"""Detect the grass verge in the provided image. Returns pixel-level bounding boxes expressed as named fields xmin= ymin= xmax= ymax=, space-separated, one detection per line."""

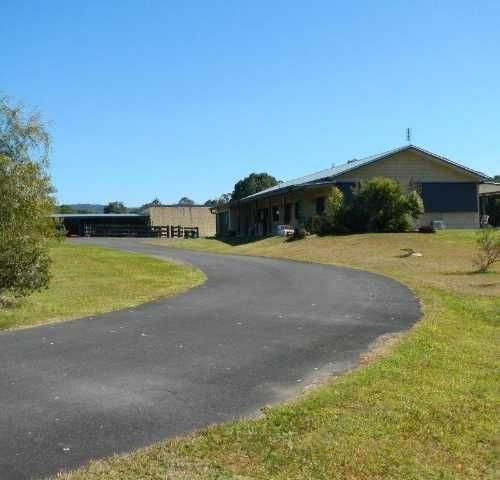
xmin=56 ymin=231 xmax=499 ymax=479
xmin=0 ymin=241 xmax=205 ymax=331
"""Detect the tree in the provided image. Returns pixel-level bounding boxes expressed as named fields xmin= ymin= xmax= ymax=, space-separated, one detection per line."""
xmin=473 ymin=227 xmax=500 ymax=272
xmin=132 ymin=198 xmax=163 ymax=212
xmin=204 ymin=193 xmax=231 ymax=209
xmin=231 ymin=173 xmax=279 ymax=201
xmin=56 ymin=204 xmax=77 ymax=214
xmin=0 ymin=97 xmax=56 ymax=301
xmin=54 ymin=204 xmax=89 ymax=214
xmin=147 ymin=197 xmax=162 ymax=207
xmin=178 ymin=197 xmax=195 ymax=206
xmin=346 ymin=178 xmax=424 ymax=232
xmin=104 ymin=201 xmax=127 ymax=213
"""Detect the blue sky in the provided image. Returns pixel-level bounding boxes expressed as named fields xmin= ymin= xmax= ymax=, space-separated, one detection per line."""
xmin=2 ymin=1 xmax=499 ymax=206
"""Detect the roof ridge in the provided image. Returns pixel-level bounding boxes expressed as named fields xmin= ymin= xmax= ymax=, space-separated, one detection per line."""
xmin=238 ymin=144 xmax=490 ymax=202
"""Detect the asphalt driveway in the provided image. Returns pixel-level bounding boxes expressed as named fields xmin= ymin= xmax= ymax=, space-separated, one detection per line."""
xmin=0 ymin=238 xmax=420 ymax=479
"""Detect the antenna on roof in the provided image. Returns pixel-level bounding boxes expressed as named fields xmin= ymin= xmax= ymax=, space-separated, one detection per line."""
xmin=406 ymin=127 xmax=412 ymax=144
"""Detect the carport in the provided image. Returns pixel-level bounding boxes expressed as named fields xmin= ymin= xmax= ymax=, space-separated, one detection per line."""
xmin=52 ymin=213 xmax=150 ymax=236
xmin=479 ymin=182 xmax=500 ymax=226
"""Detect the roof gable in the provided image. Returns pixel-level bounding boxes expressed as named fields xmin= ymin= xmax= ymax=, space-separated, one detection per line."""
xmin=239 ymin=145 xmax=491 ymax=202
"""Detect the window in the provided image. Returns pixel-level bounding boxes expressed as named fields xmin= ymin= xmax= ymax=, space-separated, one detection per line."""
xmin=315 ymin=197 xmax=325 ymax=215
xmin=284 ymin=203 xmax=292 ymax=223
xmin=420 ymin=182 xmax=478 ymax=212
xmin=294 ymin=202 xmax=301 ymax=220
xmin=272 ymin=205 xmax=280 ymax=222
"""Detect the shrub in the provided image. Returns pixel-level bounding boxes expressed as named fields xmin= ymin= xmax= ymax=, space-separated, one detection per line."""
xmin=325 ymin=186 xmax=347 ymax=232
xmin=310 ymin=187 xmax=347 ymax=236
xmin=473 ymin=227 xmax=500 ymax=272
xmin=407 ymin=190 xmax=425 ymax=219
xmin=345 ymin=178 xmax=424 ymax=233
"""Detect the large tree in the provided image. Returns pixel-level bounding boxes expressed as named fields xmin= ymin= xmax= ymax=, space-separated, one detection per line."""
xmin=0 ymin=97 xmax=56 ymax=301
xmin=231 ymin=172 xmax=279 ymax=201
xmin=204 ymin=193 xmax=231 ymax=209
xmin=104 ymin=201 xmax=128 ymax=213
xmin=178 ymin=196 xmax=195 ymax=206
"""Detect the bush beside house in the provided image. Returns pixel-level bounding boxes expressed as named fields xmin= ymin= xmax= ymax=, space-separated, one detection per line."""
xmin=310 ymin=177 xmax=425 ymax=235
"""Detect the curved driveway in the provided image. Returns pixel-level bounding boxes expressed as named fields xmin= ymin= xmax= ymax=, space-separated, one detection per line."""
xmin=0 ymin=238 xmax=420 ymax=479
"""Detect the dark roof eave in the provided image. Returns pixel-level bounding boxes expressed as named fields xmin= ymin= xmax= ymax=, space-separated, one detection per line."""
xmin=230 ymin=180 xmax=340 ymax=205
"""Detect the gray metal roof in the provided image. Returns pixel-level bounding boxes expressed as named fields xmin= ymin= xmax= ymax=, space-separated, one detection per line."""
xmin=51 ymin=214 xmax=147 ymax=218
xmin=239 ymin=145 xmax=491 ymax=202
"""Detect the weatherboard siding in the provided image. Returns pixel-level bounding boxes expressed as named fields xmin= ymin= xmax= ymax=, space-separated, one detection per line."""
xmin=335 ymin=149 xmax=477 ymax=187
xmin=417 ymin=212 xmax=480 ymax=229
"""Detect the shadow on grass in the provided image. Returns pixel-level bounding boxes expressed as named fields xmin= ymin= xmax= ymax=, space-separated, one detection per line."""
xmin=206 ymin=235 xmax=274 ymax=247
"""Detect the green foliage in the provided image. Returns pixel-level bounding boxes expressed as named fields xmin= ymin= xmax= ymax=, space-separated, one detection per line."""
xmin=325 ymin=186 xmax=344 ymax=218
xmin=103 ymin=201 xmax=127 ymax=213
xmin=204 ymin=193 xmax=231 ymax=209
xmin=231 ymin=172 xmax=279 ymax=201
xmin=140 ymin=197 xmax=163 ymax=209
xmin=178 ymin=196 xmax=195 ymax=206
xmin=0 ymin=97 xmax=56 ymax=300
xmin=406 ymin=189 xmax=425 ymax=218
xmin=310 ymin=187 xmax=346 ymax=235
xmin=56 ymin=204 xmax=77 ymax=213
xmin=346 ymin=178 xmax=424 ymax=232
xmin=473 ymin=227 xmax=500 ymax=272
xmin=129 ymin=198 xmax=164 ymax=213
xmin=55 ymin=204 xmax=90 ymax=214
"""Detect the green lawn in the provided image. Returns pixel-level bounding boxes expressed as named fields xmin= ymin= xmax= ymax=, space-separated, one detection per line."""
xmin=0 ymin=241 xmax=205 ymax=331
xmin=57 ymin=231 xmax=499 ymax=479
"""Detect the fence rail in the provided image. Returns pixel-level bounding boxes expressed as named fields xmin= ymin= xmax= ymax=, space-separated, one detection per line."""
xmin=82 ymin=224 xmax=199 ymax=238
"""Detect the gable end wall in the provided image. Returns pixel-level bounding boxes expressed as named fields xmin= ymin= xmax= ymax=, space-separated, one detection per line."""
xmin=335 ymin=150 xmax=481 ymax=228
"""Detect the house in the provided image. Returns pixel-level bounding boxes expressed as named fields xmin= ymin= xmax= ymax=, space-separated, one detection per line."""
xmin=54 ymin=205 xmax=215 ymax=237
xmin=221 ymin=145 xmax=491 ymax=236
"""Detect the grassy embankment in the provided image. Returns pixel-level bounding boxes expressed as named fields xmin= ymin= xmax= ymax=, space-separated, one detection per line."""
xmin=0 ymin=241 xmax=205 ymax=331
xmin=57 ymin=231 xmax=499 ymax=479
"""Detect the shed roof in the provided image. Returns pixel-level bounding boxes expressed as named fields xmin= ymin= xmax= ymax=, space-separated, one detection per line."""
xmin=238 ymin=145 xmax=491 ymax=202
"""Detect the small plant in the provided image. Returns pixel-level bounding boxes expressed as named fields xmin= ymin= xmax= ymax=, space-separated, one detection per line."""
xmin=473 ymin=227 xmax=500 ymax=272
xmin=310 ymin=187 xmax=347 ymax=236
